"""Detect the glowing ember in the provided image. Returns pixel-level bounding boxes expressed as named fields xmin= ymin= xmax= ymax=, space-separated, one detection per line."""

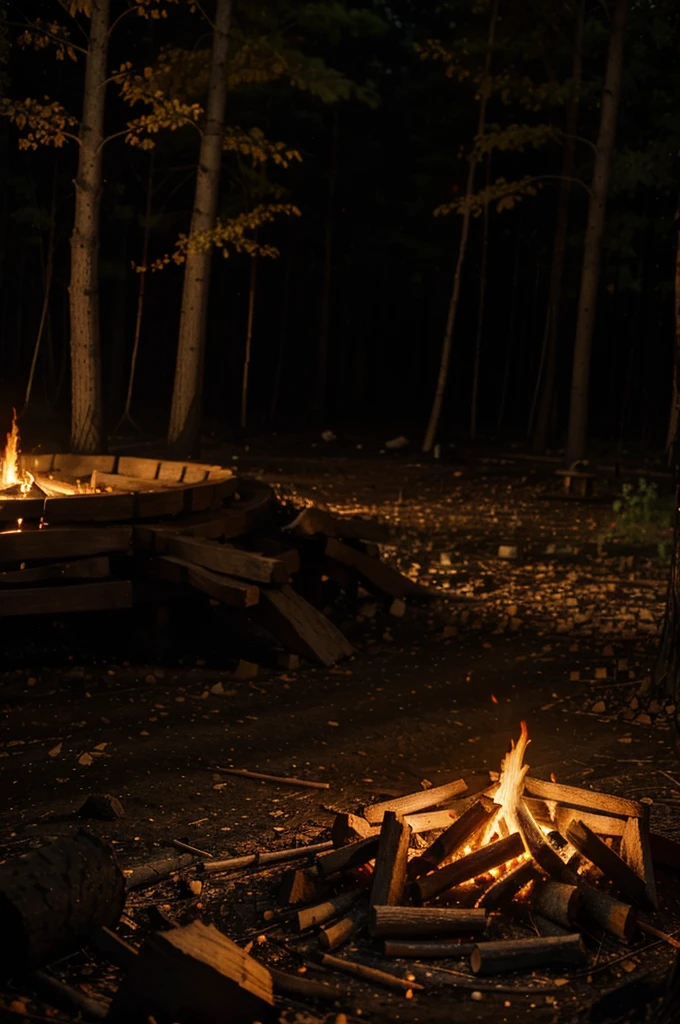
xmin=0 ymin=411 xmax=33 ymax=494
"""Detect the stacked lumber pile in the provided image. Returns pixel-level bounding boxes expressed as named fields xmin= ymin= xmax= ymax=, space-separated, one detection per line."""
xmin=0 ymin=453 xmax=430 ymax=664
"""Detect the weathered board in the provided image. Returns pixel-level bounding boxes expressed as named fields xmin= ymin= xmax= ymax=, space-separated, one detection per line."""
xmin=0 ymin=527 xmax=132 ymax=562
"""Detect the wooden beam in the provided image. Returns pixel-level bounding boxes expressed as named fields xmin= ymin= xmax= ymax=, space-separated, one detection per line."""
xmin=253 ymin=584 xmax=354 ymax=666
xmin=0 ymin=580 xmax=132 ymax=616
xmin=161 ymin=534 xmax=290 ymax=584
xmin=149 ymin=556 xmax=259 ymax=608
xmin=325 ymin=536 xmax=432 ymax=599
xmin=364 ymin=778 xmax=467 ymax=825
xmin=0 ymin=526 xmax=132 ymax=562
xmin=0 ymin=555 xmax=110 ymax=584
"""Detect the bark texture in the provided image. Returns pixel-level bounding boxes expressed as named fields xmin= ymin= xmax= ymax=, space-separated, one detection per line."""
xmin=168 ymin=0 xmax=233 ymax=456
xmin=69 ymin=0 xmax=109 ymax=453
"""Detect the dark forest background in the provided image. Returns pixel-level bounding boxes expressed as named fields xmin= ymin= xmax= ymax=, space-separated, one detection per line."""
xmin=0 ymin=0 xmax=678 ymax=453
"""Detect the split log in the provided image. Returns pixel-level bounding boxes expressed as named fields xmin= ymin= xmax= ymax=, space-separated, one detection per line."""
xmin=212 ymin=765 xmax=329 ymax=790
xmin=370 ymin=906 xmax=487 ymax=938
xmin=325 ymin=537 xmax=431 ymax=599
xmin=319 ymin=903 xmax=367 ymax=951
xmin=109 ymin=920 xmax=274 ymax=1024
xmin=470 ymin=934 xmax=586 ymax=975
xmin=318 ymin=952 xmax=424 ymax=993
xmin=578 ymin=884 xmax=637 ymax=941
xmin=477 ymin=860 xmax=538 ymax=912
xmin=296 ymin=890 xmax=363 ymax=932
xmin=253 ymin=584 xmax=354 ymax=666
xmin=410 ymin=832 xmax=525 ymax=905
xmin=369 ymin=811 xmax=410 ymax=913
xmin=364 ymin=778 xmax=467 ymax=825
xmin=554 ymin=804 xmax=627 ymax=838
xmin=516 ymin=800 xmax=577 ymax=883
xmin=524 ymin=777 xmax=642 ymax=819
xmin=407 ymin=797 xmax=499 ymax=880
xmin=566 ymin=819 xmax=651 ymax=908
xmin=532 ymin=882 xmax=581 ymax=929
xmin=125 ymin=852 xmax=196 ymax=889
xmin=278 ymin=867 xmax=328 ymax=907
xmin=269 ymin=967 xmax=348 ymax=1002
xmin=0 ymin=833 xmax=125 ymax=974
xmin=0 ymin=579 xmax=132 ymax=616
xmin=316 ymin=836 xmax=380 ymax=879
xmin=621 ymin=814 xmax=658 ymax=909
xmin=149 ymin=556 xmax=260 ymax=608
xmin=161 ymin=534 xmax=290 ymax=584
xmin=404 ymin=809 xmax=457 ymax=833
xmin=283 ymin=507 xmax=390 ymax=544
xmin=332 ymin=813 xmax=379 ymax=847
xmin=0 ymin=555 xmax=110 ymax=584
xmin=384 ymin=940 xmax=477 ymax=959
xmin=202 ymin=840 xmax=333 ymax=876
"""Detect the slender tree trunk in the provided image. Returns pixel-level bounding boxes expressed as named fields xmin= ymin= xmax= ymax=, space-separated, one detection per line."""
xmin=565 ymin=0 xmax=630 ymax=464
xmin=24 ymin=167 xmax=58 ymax=409
xmin=423 ymin=0 xmax=499 ymax=453
xmin=653 ymin=204 xmax=680 ymax=727
xmin=167 ymin=0 xmax=232 ymax=456
xmin=269 ymin=240 xmax=293 ymax=421
xmin=314 ymin=109 xmax=339 ymax=417
xmin=470 ymin=155 xmax=491 ymax=440
xmin=532 ymin=0 xmax=585 ymax=453
xmin=116 ymin=155 xmax=154 ymax=434
xmin=497 ymin=230 xmax=521 ymax=430
xmin=240 ymin=252 xmax=258 ymax=430
xmin=69 ymin=0 xmax=108 ymax=453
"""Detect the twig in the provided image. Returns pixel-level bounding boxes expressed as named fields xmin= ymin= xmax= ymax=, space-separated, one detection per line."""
xmin=658 ymin=770 xmax=680 ymax=790
xmin=200 ymin=840 xmax=333 ymax=876
xmin=638 ymin=921 xmax=680 ymax=950
xmin=408 ymin=963 xmax=569 ymax=994
xmin=212 ymin=765 xmax=330 ymax=790
xmin=318 ymin=952 xmax=424 ymax=992
xmin=172 ymin=839 xmax=212 ymax=857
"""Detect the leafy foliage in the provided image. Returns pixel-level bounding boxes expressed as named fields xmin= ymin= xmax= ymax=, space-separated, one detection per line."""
xmin=607 ymin=479 xmax=674 ymax=547
xmin=0 ymin=96 xmax=78 ymax=148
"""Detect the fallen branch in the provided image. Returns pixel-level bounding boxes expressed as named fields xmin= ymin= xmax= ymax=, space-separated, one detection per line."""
xmin=212 ymin=765 xmax=330 ymax=790
xmin=318 ymin=952 xmax=424 ymax=992
xmin=201 ymin=840 xmax=333 ymax=876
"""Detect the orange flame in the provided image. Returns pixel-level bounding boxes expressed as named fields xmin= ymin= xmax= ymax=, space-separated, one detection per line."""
xmin=0 ymin=411 xmax=33 ymax=494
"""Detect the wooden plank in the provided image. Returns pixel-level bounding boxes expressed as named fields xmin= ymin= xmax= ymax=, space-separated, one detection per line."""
xmin=44 ymin=493 xmax=136 ymax=522
xmin=284 ymin=507 xmax=390 ymax=544
xmin=117 ymin=456 xmax=161 ymax=480
xmin=160 ymin=534 xmax=289 ymax=584
xmin=0 ymin=497 xmax=46 ymax=522
xmin=150 ymin=556 xmax=259 ymax=608
xmin=254 ymin=585 xmax=354 ymax=666
xmin=0 ymin=580 xmax=132 ymax=616
xmin=135 ymin=488 xmax=186 ymax=518
xmin=0 ymin=556 xmax=110 ymax=584
xmin=0 ymin=526 xmax=131 ymax=562
xmin=325 ymin=537 xmax=432 ymax=600
xmin=157 ymin=460 xmax=187 ymax=483
xmin=182 ymin=463 xmax=212 ymax=484
xmin=52 ymin=454 xmax=116 ymax=475
xmin=365 ymin=779 xmax=468 ymax=825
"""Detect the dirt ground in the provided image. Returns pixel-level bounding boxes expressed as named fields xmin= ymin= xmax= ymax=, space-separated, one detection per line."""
xmin=1 ymin=445 xmax=678 ymax=1024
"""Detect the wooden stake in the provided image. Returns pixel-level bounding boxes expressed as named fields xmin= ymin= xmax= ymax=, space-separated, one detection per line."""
xmin=470 ymin=934 xmax=586 ymax=975
xmin=369 ymin=811 xmax=410 ymax=914
xmin=318 ymin=952 xmax=424 ymax=992
xmin=410 ymin=832 xmax=525 ymax=905
xmin=532 ymin=882 xmax=581 ymax=929
xmin=364 ymin=779 xmax=467 ymax=825
xmin=370 ymin=906 xmax=487 ymax=938
xmin=384 ymin=940 xmax=477 ymax=959
xmin=407 ymin=797 xmax=499 ymax=880
xmin=566 ymin=819 xmax=650 ymax=907
xmin=212 ymin=765 xmax=330 ymax=790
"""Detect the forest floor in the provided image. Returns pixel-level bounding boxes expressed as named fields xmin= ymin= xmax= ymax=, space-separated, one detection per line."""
xmin=0 ymin=442 xmax=678 ymax=1024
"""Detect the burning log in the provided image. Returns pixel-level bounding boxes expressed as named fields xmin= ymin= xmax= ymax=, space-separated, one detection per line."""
xmin=470 ymin=934 xmax=586 ymax=975
xmin=565 ymin=820 xmax=651 ymax=908
xmin=531 ymin=882 xmax=581 ymax=929
xmin=578 ymin=884 xmax=637 ymax=941
xmin=621 ymin=814 xmax=658 ymax=909
xmin=407 ymin=797 xmax=499 ymax=881
xmin=524 ymin=777 xmax=642 ymax=820
xmin=109 ymin=920 xmax=274 ymax=1024
xmin=384 ymin=940 xmax=477 ymax=958
xmin=369 ymin=811 xmax=411 ymax=914
xmin=477 ymin=860 xmax=538 ymax=912
xmin=332 ymin=813 xmax=379 ymax=847
xmin=317 ymin=836 xmax=380 ymax=879
xmin=410 ymin=832 xmax=525 ymax=905
xmin=364 ymin=778 xmax=467 ymax=825
xmin=319 ymin=903 xmax=367 ymax=951
xmin=318 ymin=952 xmax=424 ymax=993
xmin=370 ymin=906 xmax=487 ymax=938
xmin=296 ymin=890 xmax=363 ymax=932
xmin=0 ymin=833 xmax=125 ymax=974
xmin=516 ymin=800 xmax=577 ymax=883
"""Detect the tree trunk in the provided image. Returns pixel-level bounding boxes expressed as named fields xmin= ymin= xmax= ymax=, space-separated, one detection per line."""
xmin=422 ymin=0 xmax=499 ymax=453
xmin=470 ymin=155 xmax=491 ymax=441
xmin=532 ymin=0 xmax=585 ymax=454
xmin=654 ymin=203 xmax=680 ymax=724
xmin=497 ymin=230 xmax=521 ymax=430
xmin=269 ymin=239 xmax=293 ymax=421
xmin=69 ymin=0 xmax=109 ymax=453
xmin=240 ymin=252 xmax=258 ymax=429
xmin=565 ymin=0 xmax=630 ymax=464
xmin=167 ymin=0 xmax=232 ymax=456
xmin=314 ymin=109 xmax=339 ymax=417
xmin=24 ymin=166 xmax=57 ymax=409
